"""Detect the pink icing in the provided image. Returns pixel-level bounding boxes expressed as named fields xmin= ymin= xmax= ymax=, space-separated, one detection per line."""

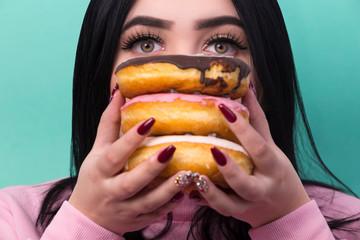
xmin=121 ymin=93 xmax=249 ymax=115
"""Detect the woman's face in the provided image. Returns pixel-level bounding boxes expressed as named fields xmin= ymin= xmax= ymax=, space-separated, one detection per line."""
xmin=110 ymin=0 xmax=253 ymax=98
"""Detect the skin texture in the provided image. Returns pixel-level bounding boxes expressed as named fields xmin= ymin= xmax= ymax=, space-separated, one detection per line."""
xmin=69 ymin=0 xmax=310 ymax=235
xmin=111 ymin=0 xmax=252 ymax=93
xmin=69 ymin=91 xmax=191 ymax=234
xmin=197 ymin=90 xmax=310 ymax=227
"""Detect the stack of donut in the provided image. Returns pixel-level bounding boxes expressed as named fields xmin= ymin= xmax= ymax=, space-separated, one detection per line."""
xmin=116 ymin=55 xmax=254 ymax=189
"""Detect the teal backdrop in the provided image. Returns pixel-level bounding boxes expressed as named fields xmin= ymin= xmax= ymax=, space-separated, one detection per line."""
xmin=1 ymin=1 xmax=359 ymax=195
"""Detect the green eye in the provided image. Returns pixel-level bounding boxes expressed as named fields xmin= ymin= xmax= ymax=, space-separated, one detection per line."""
xmin=140 ymin=41 xmax=155 ymax=52
xmin=215 ymin=43 xmax=228 ymax=54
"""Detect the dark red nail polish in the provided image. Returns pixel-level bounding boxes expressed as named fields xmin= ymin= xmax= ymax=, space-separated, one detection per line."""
xmin=189 ymin=190 xmax=202 ymax=202
xmin=137 ymin=118 xmax=155 ymax=135
xmin=219 ymin=104 xmax=237 ymax=123
xmin=109 ymin=83 xmax=119 ymax=102
xmin=158 ymin=145 xmax=176 ymax=163
xmin=171 ymin=192 xmax=184 ymax=203
xmin=211 ymin=147 xmax=227 ymax=166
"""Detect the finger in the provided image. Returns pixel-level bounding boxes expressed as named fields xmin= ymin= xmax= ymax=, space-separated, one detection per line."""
xmin=93 ymin=90 xmax=125 ymax=149
xmin=109 ymin=145 xmax=177 ymax=199
xmin=211 ymin=147 xmax=265 ymax=201
xmin=196 ymin=175 xmax=249 ymax=217
xmin=242 ymin=88 xmax=273 ymax=143
xmin=136 ymin=194 xmax=184 ymax=223
xmin=98 ymin=118 xmax=156 ymax=176
xmin=129 ymin=170 xmax=191 ymax=214
xmin=219 ymin=104 xmax=277 ymax=173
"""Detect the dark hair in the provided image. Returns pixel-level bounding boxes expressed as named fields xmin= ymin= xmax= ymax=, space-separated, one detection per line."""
xmin=37 ymin=0 xmax=359 ymax=239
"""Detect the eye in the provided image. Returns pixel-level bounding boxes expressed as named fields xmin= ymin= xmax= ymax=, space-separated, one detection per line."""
xmin=210 ymin=42 xmax=232 ymax=54
xmin=133 ymin=40 xmax=162 ymax=53
xmin=203 ymin=34 xmax=248 ymax=55
xmin=205 ymin=42 xmax=235 ymax=54
xmin=120 ymin=32 xmax=165 ymax=54
xmin=214 ymin=43 xmax=228 ymax=54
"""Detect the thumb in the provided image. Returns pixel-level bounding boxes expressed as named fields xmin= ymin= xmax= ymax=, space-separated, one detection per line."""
xmin=93 ymin=88 xmax=125 ymax=149
xmin=243 ymin=87 xmax=272 ymax=143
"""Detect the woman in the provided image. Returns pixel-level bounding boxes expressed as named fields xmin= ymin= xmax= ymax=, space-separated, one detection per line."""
xmin=0 ymin=0 xmax=359 ymax=239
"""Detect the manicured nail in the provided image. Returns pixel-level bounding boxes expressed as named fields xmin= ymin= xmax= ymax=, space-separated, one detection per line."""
xmin=219 ymin=104 xmax=237 ymax=123
xmin=192 ymin=173 xmax=209 ymax=192
xmin=137 ymin=118 xmax=155 ymax=135
xmin=211 ymin=147 xmax=227 ymax=166
xmin=189 ymin=190 xmax=202 ymax=202
xmin=158 ymin=145 xmax=176 ymax=163
xmin=109 ymin=83 xmax=119 ymax=102
xmin=249 ymin=81 xmax=257 ymax=97
xmin=171 ymin=192 xmax=184 ymax=203
xmin=175 ymin=171 xmax=193 ymax=187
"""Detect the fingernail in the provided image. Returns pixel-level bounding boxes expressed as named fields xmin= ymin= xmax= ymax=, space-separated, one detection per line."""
xmin=211 ymin=147 xmax=227 ymax=166
xmin=137 ymin=118 xmax=155 ymax=135
xmin=158 ymin=145 xmax=176 ymax=164
xmin=249 ymin=81 xmax=257 ymax=97
xmin=109 ymin=83 xmax=119 ymax=102
xmin=175 ymin=171 xmax=193 ymax=187
xmin=192 ymin=173 xmax=209 ymax=192
xmin=189 ymin=190 xmax=202 ymax=202
xmin=219 ymin=104 xmax=237 ymax=123
xmin=171 ymin=192 xmax=184 ymax=203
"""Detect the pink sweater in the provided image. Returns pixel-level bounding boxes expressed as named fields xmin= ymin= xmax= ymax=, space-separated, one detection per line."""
xmin=0 ymin=179 xmax=359 ymax=240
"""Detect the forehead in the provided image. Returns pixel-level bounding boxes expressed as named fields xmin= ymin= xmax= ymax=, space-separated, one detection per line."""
xmin=125 ymin=0 xmax=239 ymax=23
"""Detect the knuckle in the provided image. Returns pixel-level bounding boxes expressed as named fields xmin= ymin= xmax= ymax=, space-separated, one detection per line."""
xmin=141 ymin=199 xmax=159 ymax=212
xmin=122 ymin=133 xmax=142 ymax=149
xmin=224 ymin=168 xmax=239 ymax=183
xmin=104 ymin=150 xmax=119 ymax=167
xmin=87 ymin=167 xmax=100 ymax=183
xmin=233 ymin=118 xmax=249 ymax=135
xmin=205 ymin=191 xmax=219 ymax=204
xmin=119 ymin=181 xmax=137 ymax=197
xmin=142 ymin=203 xmax=154 ymax=212
xmin=252 ymin=142 xmax=269 ymax=159
xmin=272 ymin=168 xmax=287 ymax=184
xmin=100 ymin=106 xmax=120 ymax=125
xmin=244 ymin=188 xmax=262 ymax=201
xmin=239 ymin=179 xmax=262 ymax=201
xmin=145 ymin=159 xmax=162 ymax=175
xmin=122 ymin=134 xmax=136 ymax=146
xmin=98 ymin=111 xmax=107 ymax=125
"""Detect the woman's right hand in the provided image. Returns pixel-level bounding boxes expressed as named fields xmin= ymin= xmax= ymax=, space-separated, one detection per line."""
xmin=68 ymin=90 xmax=189 ymax=235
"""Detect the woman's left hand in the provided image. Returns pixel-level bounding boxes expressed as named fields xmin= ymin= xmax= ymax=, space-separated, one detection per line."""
xmin=193 ymin=89 xmax=310 ymax=228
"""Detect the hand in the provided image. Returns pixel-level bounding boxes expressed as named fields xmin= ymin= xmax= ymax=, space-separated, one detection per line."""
xmin=68 ymin=90 xmax=189 ymax=235
xmin=193 ymin=89 xmax=310 ymax=228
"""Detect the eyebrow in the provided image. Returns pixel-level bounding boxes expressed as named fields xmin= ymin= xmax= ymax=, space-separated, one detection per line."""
xmin=122 ymin=16 xmax=174 ymax=32
xmin=195 ymin=16 xmax=244 ymax=30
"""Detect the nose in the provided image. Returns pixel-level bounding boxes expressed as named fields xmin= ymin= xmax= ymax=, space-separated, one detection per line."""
xmin=164 ymin=36 xmax=199 ymax=55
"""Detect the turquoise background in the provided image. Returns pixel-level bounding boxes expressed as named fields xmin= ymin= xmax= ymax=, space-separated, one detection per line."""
xmin=0 ymin=1 xmax=359 ymax=195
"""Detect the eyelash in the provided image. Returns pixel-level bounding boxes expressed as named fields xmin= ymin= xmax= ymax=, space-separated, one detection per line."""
xmin=120 ymin=32 xmax=247 ymax=52
xmin=204 ymin=33 xmax=248 ymax=51
xmin=120 ymin=31 xmax=164 ymax=50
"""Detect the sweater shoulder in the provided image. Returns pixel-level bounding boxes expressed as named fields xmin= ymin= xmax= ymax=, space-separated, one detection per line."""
xmin=304 ymin=185 xmax=360 ymax=218
xmin=305 ymin=185 xmax=360 ymax=239
xmin=0 ymin=178 xmax=66 ymax=224
xmin=1 ymin=179 xmax=63 ymax=203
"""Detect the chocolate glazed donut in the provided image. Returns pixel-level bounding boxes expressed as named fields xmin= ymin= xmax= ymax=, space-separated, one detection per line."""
xmin=116 ymin=55 xmax=253 ymax=189
xmin=116 ymin=55 xmax=251 ymax=99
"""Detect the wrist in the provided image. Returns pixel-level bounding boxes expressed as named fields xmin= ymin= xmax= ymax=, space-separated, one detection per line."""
xmin=250 ymin=190 xmax=310 ymax=228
